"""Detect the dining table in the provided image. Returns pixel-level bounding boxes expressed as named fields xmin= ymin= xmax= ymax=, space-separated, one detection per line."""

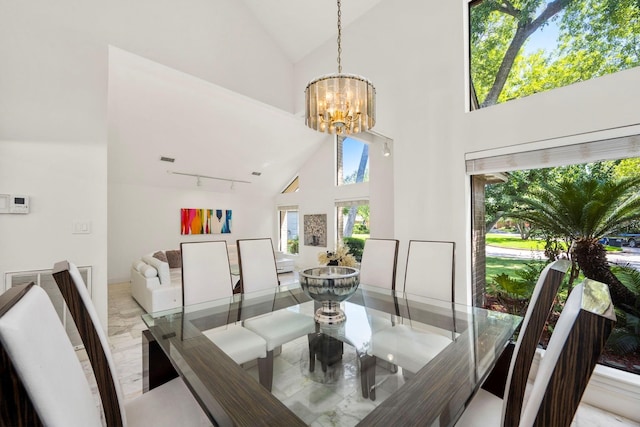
xmin=141 ymin=282 xmax=521 ymax=426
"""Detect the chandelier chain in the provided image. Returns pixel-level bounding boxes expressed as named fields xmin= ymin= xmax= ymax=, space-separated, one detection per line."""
xmin=337 ymin=0 xmax=342 ymax=73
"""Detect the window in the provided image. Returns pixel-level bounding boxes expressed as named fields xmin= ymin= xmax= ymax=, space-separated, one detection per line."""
xmin=336 ymin=200 xmax=369 ymax=261
xmin=469 ymin=0 xmax=640 ymax=109
xmin=282 ymin=176 xmax=299 ymax=193
xmin=469 ymin=137 xmax=640 ymax=374
xmin=337 ymin=136 xmax=369 ymax=186
xmin=277 ymin=207 xmax=299 ymax=254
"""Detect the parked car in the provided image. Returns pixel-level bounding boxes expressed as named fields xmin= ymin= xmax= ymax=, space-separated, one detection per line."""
xmin=601 ymin=234 xmax=640 ymax=248
xmin=620 ymin=233 xmax=640 ymax=248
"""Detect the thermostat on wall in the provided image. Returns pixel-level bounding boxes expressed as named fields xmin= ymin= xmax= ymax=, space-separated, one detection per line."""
xmin=0 ymin=194 xmax=30 ymax=214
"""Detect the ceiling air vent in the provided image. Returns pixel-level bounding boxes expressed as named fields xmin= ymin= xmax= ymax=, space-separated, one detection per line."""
xmin=160 ymin=156 xmax=175 ymax=163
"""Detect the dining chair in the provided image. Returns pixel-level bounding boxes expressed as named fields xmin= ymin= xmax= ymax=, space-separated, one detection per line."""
xmin=403 ymin=240 xmax=456 ymax=301
xmin=481 ymin=259 xmax=571 ymax=401
xmin=359 ymin=238 xmax=399 ymax=289
xmin=455 ymin=278 xmax=616 ymax=427
xmin=52 ymin=261 xmax=211 ymax=427
xmin=358 ymin=238 xmax=401 ymax=389
xmin=181 ymin=241 xmax=268 ymax=374
xmin=365 ymin=240 xmax=456 ymax=399
xmin=0 ymin=282 xmax=103 ymax=426
xmin=236 ymin=238 xmax=280 ymax=293
xmin=237 ymin=238 xmax=316 ymax=391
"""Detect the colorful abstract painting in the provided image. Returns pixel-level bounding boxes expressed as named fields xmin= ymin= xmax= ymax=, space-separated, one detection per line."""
xmin=181 ymin=209 xmax=232 ymax=235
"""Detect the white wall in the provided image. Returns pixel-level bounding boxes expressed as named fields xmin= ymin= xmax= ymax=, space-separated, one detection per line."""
xmin=275 ymin=135 xmax=395 ymax=269
xmin=294 ymin=0 xmax=640 ymax=303
xmin=108 ymin=182 xmax=274 ymax=283
xmin=0 ymin=0 xmax=296 ymax=327
xmin=0 ymin=1 xmax=295 ymax=144
xmin=0 ymin=141 xmax=108 ymax=327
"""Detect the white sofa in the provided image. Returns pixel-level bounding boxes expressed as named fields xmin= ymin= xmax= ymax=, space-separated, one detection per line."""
xmin=130 ymin=251 xmax=183 ymax=313
xmin=275 ymin=251 xmax=295 ymax=273
xmin=130 ymin=246 xmax=296 ymax=313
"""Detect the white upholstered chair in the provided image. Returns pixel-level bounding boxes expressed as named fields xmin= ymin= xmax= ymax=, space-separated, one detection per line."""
xmin=456 ymin=278 xmax=615 ymax=426
xmin=403 ymin=240 xmax=456 ymax=301
xmin=366 ymin=240 xmax=456 ymax=400
xmin=236 ymin=238 xmax=280 ymax=293
xmin=359 ymin=238 xmax=399 ymax=289
xmin=0 ymin=283 xmax=103 ymax=426
xmin=52 ymin=261 xmax=211 ymax=427
xmin=237 ymin=238 xmax=316 ymax=391
xmin=181 ymin=241 xmax=267 ymax=368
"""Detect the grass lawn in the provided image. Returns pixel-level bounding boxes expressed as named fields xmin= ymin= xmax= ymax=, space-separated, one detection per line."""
xmin=486 ymin=233 xmax=622 ymax=252
xmin=487 ymin=233 xmax=549 ymax=251
xmin=486 ymin=256 xmax=540 ymax=280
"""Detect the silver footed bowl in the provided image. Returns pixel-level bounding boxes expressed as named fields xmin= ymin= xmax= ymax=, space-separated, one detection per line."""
xmin=299 ymin=266 xmax=360 ymax=303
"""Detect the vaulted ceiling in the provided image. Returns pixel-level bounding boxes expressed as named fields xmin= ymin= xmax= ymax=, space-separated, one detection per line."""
xmin=242 ymin=0 xmax=384 ymax=63
xmin=109 ymin=0 xmax=384 ymax=196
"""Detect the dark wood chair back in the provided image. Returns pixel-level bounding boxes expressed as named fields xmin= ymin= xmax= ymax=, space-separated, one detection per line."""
xmin=53 ymin=260 xmax=126 ymax=427
xmin=500 ymin=259 xmax=571 ymax=426
xmin=0 ymin=283 xmax=42 ymax=426
xmin=516 ymin=279 xmax=616 ymax=426
xmin=0 ymin=282 xmax=103 ymax=426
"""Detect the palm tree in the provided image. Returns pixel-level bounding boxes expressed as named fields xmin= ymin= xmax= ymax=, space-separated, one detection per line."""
xmin=511 ymin=175 xmax=640 ymax=308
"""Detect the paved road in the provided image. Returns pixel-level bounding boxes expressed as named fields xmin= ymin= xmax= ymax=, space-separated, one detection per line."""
xmin=486 ymin=246 xmax=640 ymax=271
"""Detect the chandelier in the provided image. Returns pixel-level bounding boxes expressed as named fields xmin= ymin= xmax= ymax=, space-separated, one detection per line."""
xmin=305 ymin=0 xmax=376 ymax=135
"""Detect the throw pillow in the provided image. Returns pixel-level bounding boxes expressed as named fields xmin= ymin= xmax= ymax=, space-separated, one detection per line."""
xmin=142 ymin=255 xmax=171 ymax=285
xmin=138 ymin=264 xmax=158 ymax=278
xmin=131 ymin=260 xmax=146 ymax=272
xmin=165 ymin=249 xmax=182 ymax=268
xmin=153 ymin=251 xmax=168 ymax=263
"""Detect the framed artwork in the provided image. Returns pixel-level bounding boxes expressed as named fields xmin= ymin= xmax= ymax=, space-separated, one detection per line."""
xmin=181 ymin=209 xmax=232 ymax=235
xmin=303 ymin=214 xmax=327 ymax=247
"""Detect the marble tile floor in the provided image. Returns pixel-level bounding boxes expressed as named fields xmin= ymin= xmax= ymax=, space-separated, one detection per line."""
xmin=81 ymin=280 xmax=639 ymax=426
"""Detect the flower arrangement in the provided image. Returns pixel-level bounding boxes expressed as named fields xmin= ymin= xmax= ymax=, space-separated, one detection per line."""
xmin=318 ymin=245 xmax=357 ymax=267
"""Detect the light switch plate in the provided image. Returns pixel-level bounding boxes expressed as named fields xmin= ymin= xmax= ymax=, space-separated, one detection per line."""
xmin=73 ymin=221 xmax=92 ymax=234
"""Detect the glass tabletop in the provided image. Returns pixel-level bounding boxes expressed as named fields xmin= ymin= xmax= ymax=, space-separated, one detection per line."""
xmin=142 ymin=283 xmax=521 ymax=426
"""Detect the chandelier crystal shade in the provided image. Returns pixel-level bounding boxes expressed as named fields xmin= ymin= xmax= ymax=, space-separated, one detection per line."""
xmin=304 ymin=0 xmax=376 ymax=135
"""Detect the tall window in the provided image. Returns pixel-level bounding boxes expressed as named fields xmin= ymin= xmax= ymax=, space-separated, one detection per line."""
xmin=336 ymin=200 xmax=369 ymax=262
xmin=337 ymin=137 xmax=369 ymax=186
xmin=469 ymin=0 xmax=640 ymax=109
xmin=468 ymin=137 xmax=640 ymax=374
xmin=278 ymin=207 xmax=299 ymax=254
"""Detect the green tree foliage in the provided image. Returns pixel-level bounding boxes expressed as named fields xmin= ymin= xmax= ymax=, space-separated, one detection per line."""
xmin=343 ymin=237 xmax=365 ymax=262
xmin=614 ymin=157 xmax=640 ymax=180
xmin=485 ymin=162 xmax=618 ymax=234
xmin=470 ymin=0 xmax=640 ymax=107
xmin=510 ymin=174 xmax=640 ymax=307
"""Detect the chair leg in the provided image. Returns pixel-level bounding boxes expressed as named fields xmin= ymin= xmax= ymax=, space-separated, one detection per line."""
xmin=258 ymin=350 xmax=274 ymax=391
xmin=308 ymin=333 xmax=317 ymax=373
xmin=368 ymin=357 xmax=377 ymax=401
xmin=359 ymin=353 xmax=375 ymax=399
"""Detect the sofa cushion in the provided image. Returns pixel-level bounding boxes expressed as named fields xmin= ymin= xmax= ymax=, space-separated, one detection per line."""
xmin=153 ymin=251 xmax=168 ymax=263
xmin=142 ymin=255 xmax=171 ymax=286
xmin=132 ymin=260 xmax=146 ymax=272
xmin=165 ymin=250 xmax=182 ymax=268
xmin=139 ymin=264 xmax=158 ymax=279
